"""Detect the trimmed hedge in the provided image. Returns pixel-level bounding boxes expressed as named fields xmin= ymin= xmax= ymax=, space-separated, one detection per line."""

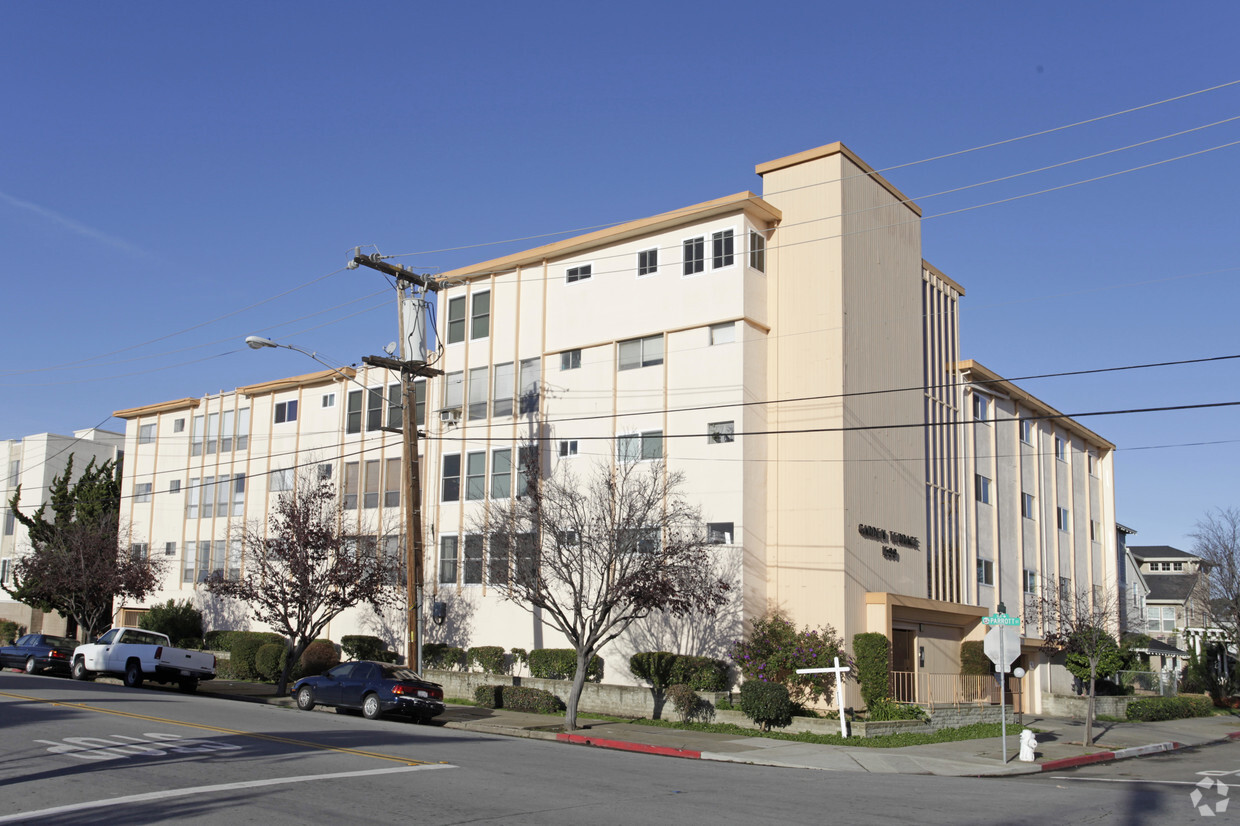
xmin=960 ymin=640 xmax=991 ymax=676
xmin=739 ymin=680 xmax=792 ymax=731
xmin=139 ymin=599 xmax=204 ymax=644
xmin=255 ymin=643 xmax=285 ymax=682
xmin=630 ymin=651 xmax=678 ymax=689
xmin=1126 ymin=695 xmax=1215 ymax=721
xmin=341 ymin=635 xmax=388 ymax=661
xmin=669 ymin=655 xmax=729 ymax=691
xmin=853 ymin=632 xmax=891 ymax=710
xmin=472 ymin=684 xmax=565 ymax=714
xmin=468 ymin=646 xmax=507 ymax=674
xmin=228 ymin=632 xmax=286 ymax=681
xmin=423 ymin=644 xmax=466 ymax=670
xmin=527 ymin=649 xmax=603 ymax=682
xmin=299 ymin=639 xmax=339 ymax=677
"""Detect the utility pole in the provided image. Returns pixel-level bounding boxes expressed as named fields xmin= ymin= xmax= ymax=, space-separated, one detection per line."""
xmin=353 ymin=250 xmax=441 ymax=674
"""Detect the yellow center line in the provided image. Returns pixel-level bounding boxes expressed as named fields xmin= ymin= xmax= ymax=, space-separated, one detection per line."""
xmin=0 ymin=690 xmax=441 ymax=767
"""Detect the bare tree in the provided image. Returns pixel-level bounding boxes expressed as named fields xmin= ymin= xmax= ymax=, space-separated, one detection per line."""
xmin=482 ymin=453 xmax=731 ymax=730
xmin=205 ymin=476 xmax=401 ymax=694
xmin=1190 ymin=507 xmax=1240 ymax=660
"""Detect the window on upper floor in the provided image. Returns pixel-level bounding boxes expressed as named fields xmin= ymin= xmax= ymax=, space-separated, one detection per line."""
xmin=1021 ymin=492 xmax=1034 ymax=519
xmin=1020 ymin=418 xmax=1034 ymax=444
xmin=130 ymin=543 xmax=149 ymax=561
xmin=447 ymin=295 xmax=467 ymax=344
xmin=439 ymin=536 xmax=458 ymax=585
xmin=441 ymin=454 xmax=462 ymax=502
xmin=975 ymin=474 xmax=991 ymax=505
xmin=384 ymin=457 xmax=401 ymax=508
xmin=618 ymin=430 xmax=663 ymax=463
xmin=683 ymin=237 xmax=704 ymax=275
xmin=271 ymin=469 xmax=293 ymax=493
xmin=346 ymin=390 xmax=363 ymax=434
xmin=445 ymin=371 xmax=464 ymax=414
xmin=560 ymin=349 xmax=581 ymax=371
xmin=465 ymin=452 xmax=486 ymax=501
xmin=712 ymin=229 xmax=734 ymax=269
xmin=322 ymin=393 xmax=336 ymax=408
xmin=463 ymin=534 xmax=484 ymax=584
xmin=749 ymin=230 xmax=766 ymax=272
xmin=618 ymin=527 xmax=660 ymax=555
xmin=491 ymin=448 xmax=511 ymax=500
xmin=4 ymin=509 xmax=15 ymax=536
xmin=318 ymin=463 xmax=333 ymax=481
xmin=173 ymin=418 xmax=185 ymax=433
xmin=566 ymin=264 xmax=592 ymax=284
xmin=468 ymin=366 xmax=489 ymax=421
xmin=710 ymin=322 xmax=735 ymax=345
xmin=1023 ymin=569 xmax=1037 ymax=594
xmin=135 ymin=483 xmax=152 ymax=503
xmin=1090 ymin=520 xmax=1101 ymax=542
xmin=365 ymin=387 xmax=384 ymax=432
xmin=169 ymin=479 xmax=181 ymax=494
xmin=1057 ymin=506 xmax=1070 ymax=532
xmin=386 ymin=383 xmax=402 ymax=430
xmin=638 ymin=249 xmax=658 ymax=277
xmin=275 ymin=400 xmax=298 ymax=424
xmin=559 ymin=440 xmax=578 ymax=457
xmin=707 ymin=522 xmax=734 ymax=544
xmin=708 ymin=421 xmax=735 ymax=444
xmin=977 ymin=558 xmax=994 ymax=586
xmin=8 ymin=460 xmax=19 ymax=486
xmin=618 ymin=335 xmax=663 ymax=370
xmin=1087 ymin=452 xmax=1097 ymax=475
xmin=492 ymin=363 xmax=514 ymax=419
xmin=363 ymin=460 xmax=381 ymax=509
xmin=343 ymin=462 xmax=359 ymax=509
xmin=191 ymin=415 xmax=204 ymax=456
xmin=471 ymin=292 xmax=490 ymax=340
xmin=973 ymin=394 xmax=990 ymax=423
xmin=1055 ymin=436 xmax=1067 ymax=461
xmin=139 ymin=424 xmax=156 ymax=444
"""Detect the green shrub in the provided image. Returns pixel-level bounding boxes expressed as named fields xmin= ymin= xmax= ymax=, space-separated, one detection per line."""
xmin=865 ymin=699 xmax=927 ymax=721
xmin=229 ymin=632 xmax=286 ymax=681
xmin=255 ymin=643 xmax=286 ymax=682
xmin=472 ymin=684 xmax=565 ymax=713
xmin=468 ymin=646 xmax=507 ymax=674
xmin=960 ymin=640 xmax=991 ymax=676
xmin=510 ymin=648 xmax=528 ymax=670
xmin=177 ymin=637 xmax=207 ymax=650
xmin=341 ymin=635 xmax=388 ymax=661
xmin=853 ymin=632 xmax=891 ymax=709
xmin=298 ymin=639 xmax=339 ymax=677
xmin=1126 ymin=695 xmax=1215 ymax=721
xmin=715 ymin=698 xmax=735 ymax=711
xmin=0 ymin=620 xmax=19 ymax=645
xmin=139 ymin=599 xmax=204 ymax=644
xmin=527 ymin=649 xmax=603 ymax=682
xmin=423 ymin=644 xmax=466 ymax=670
xmin=739 ymin=680 xmax=792 ymax=731
xmin=669 ymin=655 xmax=730 ymax=691
xmin=665 ymin=683 xmax=713 ymax=723
xmin=731 ymin=612 xmax=843 ymax=705
xmin=630 ymin=651 xmax=678 ymax=689
xmin=474 ymin=684 xmax=503 ymax=708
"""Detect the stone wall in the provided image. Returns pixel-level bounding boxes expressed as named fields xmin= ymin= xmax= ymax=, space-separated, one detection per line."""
xmin=1041 ymin=693 xmax=1133 ymax=719
xmin=927 ymin=705 xmax=1016 ymax=728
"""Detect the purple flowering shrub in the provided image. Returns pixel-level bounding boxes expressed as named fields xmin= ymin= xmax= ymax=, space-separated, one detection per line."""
xmin=730 ymin=612 xmax=846 ymax=705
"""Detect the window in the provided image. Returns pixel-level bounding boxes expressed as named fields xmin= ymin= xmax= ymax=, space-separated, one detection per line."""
xmin=363 ymin=459 xmax=380 ymax=508
xmin=183 ymin=541 xmax=197 ymax=583
xmin=187 ymin=478 xmax=199 ymax=518
xmin=1021 ymin=492 xmax=1034 ymax=519
xmin=236 ymin=408 xmax=250 ymax=451
xmin=465 ymin=452 xmax=486 ymax=500
xmin=201 ymin=476 xmax=215 ymax=518
xmin=709 ymin=322 xmax=735 ymax=345
xmin=977 ymin=558 xmax=994 ymax=586
xmin=165 ymin=541 xmax=177 ymax=557
xmin=445 ymin=371 xmax=464 ymax=412
xmin=231 ymin=474 xmax=245 ymax=516
xmin=346 ymin=390 xmax=363 ymax=434
xmin=558 ymin=440 xmax=578 ymax=457
xmin=619 ymin=528 xmax=660 ymax=554
xmin=169 ymin=479 xmax=181 ymax=494
xmin=491 ymin=449 xmax=511 ymax=499
xmin=517 ymin=445 xmax=538 ymax=497
xmin=0 ymin=558 xmax=11 ymax=584
xmin=683 ymin=237 xmax=704 ymax=275
xmin=1148 ymin=605 xmax=1176 ymax=634
xmin=519 ymin=359 xmax=540 ymax=414
xmin=1087 ymin=452 xmax=1097 ymax=475
xmin=131 ymin=543 xmax=149 ymax=561
xmin=488 ymin=533 xmax=509 ymax=585
xmin=270 ymin=469 xmax=293 ymax=493
xmin=560 ymin=349 xmax=581 ymax=371
xmin=8 ymin=460 xmax=18 ymax=486
xmin=439 ymin=536 xmax=458 ymax=584
xmin=343 ymin=462 xmax=359 ymax=509
xmin=471 ymin=291 xmax=490 ymax=340
xmin=566 ymin=264 xmax=592 ymax=284
xmin=318 ymin=463 xmax=333 ymax=481
xmin=516 ymin=534 xmax=538 ymax=582
xmin=139 ymin=423 xmax=156 ymax=444
xmin=3 ymin=509 xmax=14 ymax=536
xmin=135 ymin=483 xmax=152 ymax=503
xmin=384 ymin=383 xmax=402 ymax=430
xmin=463 ymin=535 xmax=484 ymax=584
xmin=227 ymin=539 xmax=242 ymax=580
xmin=275 ymin=400 xmax=298 ymax=424
xmin=412 ymin=379 xmax=426 ymax=427
xmin=618 ymin=430 xmax=663 ymax=463
xmin=384 ymin=458 xmax=401 ymax=508
xmin=322 ymin=393 xmax=335 ymax=408
xmin=491 ymin=363 xmax=514 ymax=419
xmin=205 ymin=412 xmax=218 ymax=455
xmin=1090 ymin=520 xmax=1101 ymax=542
xmin=468 ymin=366 xmax=488 ymax=421
xmin=1173 ymin=561 xmax=1184 ymax=572
xmin=447 ymin=295 xmax=466 ymax=343
xmin=191 ymin=415 xmax=204 ymax=456
xmin=366 ymin=387 xmax=384 ymax=432
xmin=173 ymin=418 xmax=185 ymax=433
xmin=749 ymin=230 xmax=766 ymax=272
xmin=1023 ymin=569 xmax=1037 ymax=594
xmin=973 ymin=394 xmax=990 ymax=423
xmin=618 ymin=335 xmax=663 ymax=370
xmin=220 ymin=410 xmax=235 ymax=452
xmin=1020 ymin=418 xmax=1034 ymax=444
xmin=712 ymin=229 xmax=734 ymax=268
xmin=1059 ymin=576 xmax=1072 ymax=603
xmin=1057 ymin=506 xmax=1070 ymax=531
xmin=707 ymin=522 xmax=734 ymax=544
xmin=442 ymin=455 xmax=461 ymax=502
xmin=638 ymin=248 xmax=658 ymax=277
xmin=975 ymin=474 xmax=991 ymax=505
xmin=1055 ymin=436 xmax=1067 ymax=461
xmin=708 ymin=421 xmax=735 ymax=444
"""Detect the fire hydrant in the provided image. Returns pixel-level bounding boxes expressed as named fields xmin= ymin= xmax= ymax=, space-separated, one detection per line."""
xmin=1018 ymin=729 xmax=1037 ymax=762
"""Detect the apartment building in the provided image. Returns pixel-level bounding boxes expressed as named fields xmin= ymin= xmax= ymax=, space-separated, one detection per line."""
xmin=111 ymin=142 xmax=1117 ymax=712
xmin=0 ymin=427 xmax=125 ymax=634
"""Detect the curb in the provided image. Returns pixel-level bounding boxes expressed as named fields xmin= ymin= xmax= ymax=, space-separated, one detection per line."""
xmin=556 ymin=732 xmax=701 ymax=760
xmin=1040 ymin=738 xmax=1223 ymax=772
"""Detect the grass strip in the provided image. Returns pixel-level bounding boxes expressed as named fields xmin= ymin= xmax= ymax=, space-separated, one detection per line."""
xmin=629 ymin=718 xmax=1015 ymax=748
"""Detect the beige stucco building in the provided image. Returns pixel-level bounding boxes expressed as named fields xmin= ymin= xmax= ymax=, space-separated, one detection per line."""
xmin=110 ymin=142 xmax=1117 ymax=713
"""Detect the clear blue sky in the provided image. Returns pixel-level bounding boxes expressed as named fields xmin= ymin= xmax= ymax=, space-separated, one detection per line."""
xmin=2 ymin=2 xmax=1237 ymax=550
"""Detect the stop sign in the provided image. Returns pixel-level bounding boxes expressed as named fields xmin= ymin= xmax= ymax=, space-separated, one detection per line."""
xmin=983 ymin=625 xmax=1022 ymax=672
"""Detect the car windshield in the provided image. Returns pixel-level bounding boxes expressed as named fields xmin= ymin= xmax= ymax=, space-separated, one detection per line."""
xmin=379 ymin=665 xmax=421 ymax=681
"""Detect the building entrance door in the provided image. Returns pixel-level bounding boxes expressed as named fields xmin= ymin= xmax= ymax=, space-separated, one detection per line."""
xmin=892 ymin=628 xmax=915 ymax=672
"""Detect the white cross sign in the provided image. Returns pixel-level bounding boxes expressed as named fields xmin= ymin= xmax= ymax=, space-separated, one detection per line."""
xmin=796 ymin=656 xmax=851 ymax=738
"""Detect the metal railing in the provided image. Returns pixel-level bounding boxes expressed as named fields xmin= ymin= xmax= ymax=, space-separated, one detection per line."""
xmin=890 ymin=671 xmax=1002 ymax=707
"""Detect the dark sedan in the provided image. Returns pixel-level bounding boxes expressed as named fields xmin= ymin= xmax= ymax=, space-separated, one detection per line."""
xmin=293 ymin=661 xmax=445 ymax=722
xmin=0 ymin=634 xmax=77 ymax=675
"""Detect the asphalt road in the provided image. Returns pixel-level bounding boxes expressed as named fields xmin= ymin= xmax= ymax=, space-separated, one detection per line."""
xmin=0 ymin=671 xmax=1222 ymax=824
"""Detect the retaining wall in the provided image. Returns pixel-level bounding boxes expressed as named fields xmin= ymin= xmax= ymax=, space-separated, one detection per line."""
xmin=1041 ymin=693 xmax=1134 ymax=719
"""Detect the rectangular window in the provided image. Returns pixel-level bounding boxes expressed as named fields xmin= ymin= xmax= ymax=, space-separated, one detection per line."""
xmin=414 ymin=379 xmax=426 ymax=427
xmin=183 ymin=541 xmax=197 ymax=583
xmin=516 ymin=532 xmax=538 ymax=581
xmin=637 ymin=248 xmax=658 ymax=277
xmin=1057 ymin=506 xmax=1070 ymax=531
xmin=191 ymin=415 xmax=204 ymax=456
xmin=618 ymin=335 xmax=663 ymax=370
xmin=227 ymin=539 xmax=242 ymax=580
xmin=442 ymin=455 xmax=461 ymax=502
xmin=274 ymin=400 xmax=298 ymax=424
xmin=709 ymin=322 xmax=735 ymax=345
xmin=560 ymin=349 xmax=581 ymax=371
xmin=232 ymin=474 xmax=245 ymax=516
xmin=271 ymin=469 xmax=293 ymax=493
xmin=707 ymin=522 xmax=734 ymax=544
xmin=363 ymin=459 xmax=381 ymax=508
xmin=439 ymin=536 xmax=458 ymax=584
xmin=973 ymin=394 xmax=990 ymax=423
xmin=3 ymin=509 xmax=14 ymax=536
xmin=173 ymin=418 xmax=185 ymax=433
xmin=187 ymin=478 xmax=199 ymax=519
xmin=465 ymin=452 xmax=486 ymax=501
xmin=566 ymin=264 xmax=592 ymax=283
xmin=1090 ymin=520 xmax=1101 ymax=542
xmin=1055 ymin=436 xmax=1067 ymax=461
xmin=493 ymin=363 xmax=514 ymax=418
xmin=517 ymin=445 xmax=538 ymax=497
xmin=366 ymin=387 xmax=384 ymax=432
xmin=447 ymin=295 xmax=466 ymax=343
xmin=134 ymin=482 xmax=152 ymax=503
xmin=749 ymin=230 xmax=766 ymax=272
xmin=206 ymin=412 xmax=219 ymax=455
xmin=471 ymin=291 xmax=490 ymax=339
xmin=346 ymin=390 xmax=363 ymax=434
xmin=169 ymin=479 xmax=181 ymax=494
xmin=236 ymin=408 xmax=249 ymax=451
xmin=131 ymin=543 xmax=149 ymax=561
xmin=1059 ymin=576 xmax=1071 ymax=603
xmin=488 ymin=533 xmax=510 ymax=586
xmin=445 ymin=371 xmax=464 ymax=411
xmin=558 ymin=440 xmax=578 ymax=457
xmin=220 ymin=410 xmax=234 ymax=452
xmin=463 ymin=535 xmax=484 ymax=584
xmin=322 ymin=393 xmax=335 ymax=408
xmin=708 ymin=421 xmax=735 ymax=444
xmin=387 ymin=383 xmax=403 ymax=430
xmin=1020 ymin=418 xmax=1034 ymax=444
xmin=1021 ymin=492 xmax=1034 ymax=519
xmin=1023 ymin=569 xmax=1037 ymax=594
xmin=977 ymin=558 xmax=994 ymax=586
xmin=683 ymin=237 xmax=704 ymax=275
xmin=139 ymin=423 xmax=156 ymax=444
xmin=619 ymin=528 xmax=660 ymax=554
xmin=468 ymin=366 xmax=489 ymax=421
xmin=343 ymin=462 xmax=359 ymax=509
xmin=491 ymin=449 xmax=512 ymax=499
xmin=1087 ymin=452 xmax=1097 ymax=475
xmin=8 ymin=460 xmax=19 ymax=486
xmin=975 ymin=474 xmax=991 ymax=505
xmin=201 ymin=475 xmax=215 ymax=518
xmin=712 ymin=229 xmax=734 ymax=268
xmin=384 ymin=458 xmax=401 ymax=508
xmin=618 ymin=430 xmax=663 ymax=463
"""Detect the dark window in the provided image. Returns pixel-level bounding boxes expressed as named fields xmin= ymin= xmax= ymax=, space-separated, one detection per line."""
xmin=442 ymin=455 xmax=461 ymax=502
xmin=638 ymin=249 xmax=658 ymax=276
xmin=683 ymin=237 xmax=704 ymax=275
xmin=447 ymin=296 xmax=466 ymax=344
xmin=566 ymin=264 xmax=592 ymax=283
xmin=274 ymin=400 xmax=298 ymax=424
xmin=712 ymin=230 xmax=734 ymax=268
xmin=346 ymin=390 xmax=363 ymax=434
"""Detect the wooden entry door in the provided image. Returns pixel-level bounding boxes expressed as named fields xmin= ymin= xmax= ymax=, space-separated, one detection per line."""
xmin=892 ymin=628 xmax=915 ymax=673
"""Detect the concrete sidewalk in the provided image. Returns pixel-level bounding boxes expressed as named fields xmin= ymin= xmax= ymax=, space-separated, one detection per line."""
xmin=199 ymin=679 xmax=1240 ymax=777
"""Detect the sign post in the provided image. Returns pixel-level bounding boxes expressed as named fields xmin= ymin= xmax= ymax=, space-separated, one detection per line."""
xmin=796 ymin=657 xmax=851 ymax=738
xmin=982 ymin=612 xmax=1022 ymax=763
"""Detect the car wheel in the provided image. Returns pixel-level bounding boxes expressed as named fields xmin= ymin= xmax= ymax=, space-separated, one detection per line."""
xmin=123 ymin=661 xmax=143 ymax=688
xmin=179 ymin=678 xmax=199 ymax=694
xmin=24 ymin=657 xmax=37 ymax=675
xmin=71 ymin=660 xmax=92 ymax=681
xmin=296 ymin=686 xmax=316 ymax=711
xmin=362 ymin=693 xmax=381 ymax=720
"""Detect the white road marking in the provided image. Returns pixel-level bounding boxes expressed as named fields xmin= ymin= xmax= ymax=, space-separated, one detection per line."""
xmin=0 ymin=763 xmax=454 ymax=823
xmin=1048 ymin=776 xmax=1202 ymax=786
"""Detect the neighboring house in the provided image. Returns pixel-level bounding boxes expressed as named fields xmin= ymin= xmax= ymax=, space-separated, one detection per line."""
xmin=0 ymin=428 xmax=125 ymax=635
xmin=1128 ymin=544 xmax=1210 ymax=670
xmin=113 ymin=141 xmax=1117 ymax=714
xmin=1116 ymin=523 xmax=1149 ymax=637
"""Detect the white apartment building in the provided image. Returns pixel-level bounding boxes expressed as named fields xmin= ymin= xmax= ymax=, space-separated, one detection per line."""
xmin=112 ymin=142 xmax=1117 ymax=712
xmin=1 ymin=427 xmax=125 ymax=634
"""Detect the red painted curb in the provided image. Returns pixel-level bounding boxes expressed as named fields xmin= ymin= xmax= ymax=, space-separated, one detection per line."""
xmin=1040 ymin=751 xmax=1116 ymax=771
xmin=556 ymin=733 xmax=701 ymax=759
xmin=1227 ymin=732 xmax=1240 ymax=741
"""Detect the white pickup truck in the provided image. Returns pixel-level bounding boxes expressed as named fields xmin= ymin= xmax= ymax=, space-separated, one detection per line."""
xmin=72 ymin=627 xmax=216 ymax=693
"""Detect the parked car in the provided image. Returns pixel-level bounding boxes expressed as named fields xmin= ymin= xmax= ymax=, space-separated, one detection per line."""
xmin=71 ymin=627 xmax=216 ymax=692
xmin=293 ymin=661 xmax=445 ymax=722
xmin=0 ymin=634 xmax=77 ymax=676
